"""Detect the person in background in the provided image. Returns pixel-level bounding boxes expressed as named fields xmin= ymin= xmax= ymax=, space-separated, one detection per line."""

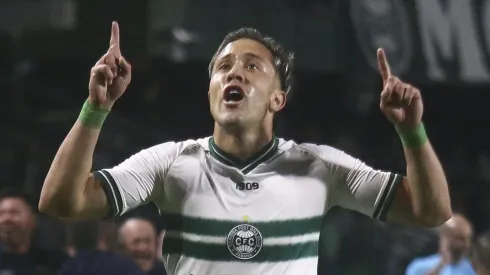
xmin=0 ymin=189 xmax=67 ymax=275
xmin=59 ymin=220 xmax=145 ymax=275
xmin=118 ymin=218 xmax=167 ymax=275
xmin=406 ymin=214 xmax=475 ymax=275
xmin=470 ymin=231 xmax=490 ymax=275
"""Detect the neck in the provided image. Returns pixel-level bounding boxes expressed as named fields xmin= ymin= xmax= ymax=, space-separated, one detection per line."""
xmin=213 ymin=123 xmax=273 ymax=161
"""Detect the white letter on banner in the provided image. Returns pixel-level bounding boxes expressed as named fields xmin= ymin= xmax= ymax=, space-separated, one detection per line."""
xmin=415 ymin=0 xmax=489 ymax=82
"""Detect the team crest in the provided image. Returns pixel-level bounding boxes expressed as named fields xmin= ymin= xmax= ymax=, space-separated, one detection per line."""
xmin=227 ymin=224 xmax=263 ymax=260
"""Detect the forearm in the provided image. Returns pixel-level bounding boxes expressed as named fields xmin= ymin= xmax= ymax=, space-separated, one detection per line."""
xmin=40 ymin=120 xmax=100 ymax=215
xmin=403 ymin=141 xmax=451 ymax=226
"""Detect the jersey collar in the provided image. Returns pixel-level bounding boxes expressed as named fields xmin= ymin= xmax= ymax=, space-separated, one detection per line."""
xmin=209 ymin=136 xmax=279 ymax=174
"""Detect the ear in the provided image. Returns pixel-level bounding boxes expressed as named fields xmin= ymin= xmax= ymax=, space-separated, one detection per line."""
xmin=208 ymin=90 xmax=211 ymax=100
xmin=269 ymin=90 xmax=286 ymax=112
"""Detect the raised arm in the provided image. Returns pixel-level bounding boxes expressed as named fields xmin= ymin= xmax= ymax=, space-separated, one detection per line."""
xmin=324 ymin=50 xmax=451 ymax=228
xmin=39 ymin=22 xmax=132 ymax=219
xmin=376 ymin=48 xmax=451 ymax=226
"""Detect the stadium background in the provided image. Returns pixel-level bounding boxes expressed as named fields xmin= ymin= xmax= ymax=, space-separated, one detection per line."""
xmin=0 ymin=0 xmax=489 ymax=274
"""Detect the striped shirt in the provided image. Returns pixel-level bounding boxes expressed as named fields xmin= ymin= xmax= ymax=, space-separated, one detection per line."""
xmin=95 ymin=137 xmax=402 ymax=275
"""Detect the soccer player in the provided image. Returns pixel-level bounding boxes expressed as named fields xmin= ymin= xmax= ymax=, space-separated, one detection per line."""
xmin=39 ymin=22 xmax=452 ymax=275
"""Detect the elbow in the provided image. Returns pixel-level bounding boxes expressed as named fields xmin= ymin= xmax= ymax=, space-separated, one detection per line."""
xmin=38 ymin=195 xmax=71 ymax=218
xmin=37 ymin=198 xmax=50 ymax=215
xmin=38 ymin=184 xmax=77 ymax=218
xmin=39 ymin=199 xmax=78 ymax=218
xmin=38 ymin=186 xmax=56 ymax=215
xmin=425 ymin=197 xmax=453 ymax=227
xmin=416 ymin=206 xmax=452 ymax=228
xmin=432 ymin=208 xmax=453 ymax=227
xmin=419 ymin=212 xmax=452 ymax=228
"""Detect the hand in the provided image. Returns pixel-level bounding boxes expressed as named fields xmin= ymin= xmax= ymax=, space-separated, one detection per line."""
xmin=88 ymin=21 xmax=132 ymax=110
xmin=377 ymin=48 xmax=423 ymax=129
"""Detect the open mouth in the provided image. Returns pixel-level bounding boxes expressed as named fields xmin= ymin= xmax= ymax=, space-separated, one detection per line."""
xmin=223 ymin=85 xmax=245 ymax=103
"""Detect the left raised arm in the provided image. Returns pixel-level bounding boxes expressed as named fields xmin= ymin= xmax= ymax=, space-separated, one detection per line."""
xmin=386 ymin=140 xmax=451 ymax=226
xmin=377 ymin=48 xmax=451 ymax=227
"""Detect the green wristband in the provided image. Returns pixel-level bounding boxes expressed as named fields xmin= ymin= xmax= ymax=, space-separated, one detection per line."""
xmin=78 ymin=100 xmax=110 ymax=129
xmin=395 ymin=123 xmax=428 ymax=148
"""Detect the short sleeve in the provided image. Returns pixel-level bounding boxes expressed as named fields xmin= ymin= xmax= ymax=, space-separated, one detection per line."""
xmin=93 ymin=141 xmax=182 ymax=217
xmin=303 ymin=144 xmax=403 ymax=220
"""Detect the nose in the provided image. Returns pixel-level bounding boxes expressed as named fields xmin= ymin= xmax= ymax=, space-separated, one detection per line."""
xmin=226 ymin=65 xmax=245 ymax=83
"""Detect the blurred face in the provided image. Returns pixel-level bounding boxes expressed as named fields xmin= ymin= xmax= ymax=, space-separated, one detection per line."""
xmin=441 ymin=224 xmax=473 ymax=260
xmin=209 ymin=38 xmax=285 ymax=128
xmin=0 ymin=198 xmax=34 ymax=245
xmin=120 ymin=220 xmax=157 ymax=272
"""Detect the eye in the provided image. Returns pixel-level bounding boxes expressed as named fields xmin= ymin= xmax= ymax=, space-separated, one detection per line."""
xmin=218 ymin=63 xmax=230 ymax=70
xmin=246 ymin=63 xmax=258 ymax=70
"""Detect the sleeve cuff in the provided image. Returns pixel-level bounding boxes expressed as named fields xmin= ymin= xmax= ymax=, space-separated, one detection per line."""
xmin=94 ymin=170 xmax=123 ymax=218
xmin=373 ymin=173 xmax=403 ymax=221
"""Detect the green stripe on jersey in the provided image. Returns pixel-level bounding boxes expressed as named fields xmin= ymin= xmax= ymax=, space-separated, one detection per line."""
xmin=163 ymin=213 xmax=323 ymax=237
xmin=163 ymin=237 xmax=318 ymax=262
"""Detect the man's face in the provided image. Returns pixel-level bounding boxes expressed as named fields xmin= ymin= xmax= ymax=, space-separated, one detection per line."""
xmin=0 ymin=198 xmax=34 ymax=244
xmin=120 ymin=220 xmax=157 ymax=272
xmin=441 ymin=224 xmax=473 ymax=260
xmin=209 ymin=38 xmax=284 ymax=128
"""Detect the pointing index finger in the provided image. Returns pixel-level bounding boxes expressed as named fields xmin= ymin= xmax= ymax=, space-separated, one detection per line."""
xmin=109 ymin=21 xmax=120 ymax=49
xmin=377 ymin=48 xmax=391 ymax=85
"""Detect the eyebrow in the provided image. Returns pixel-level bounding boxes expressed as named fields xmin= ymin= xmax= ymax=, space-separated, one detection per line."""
xmin=217 ymin=52 xmax=266 ymax=63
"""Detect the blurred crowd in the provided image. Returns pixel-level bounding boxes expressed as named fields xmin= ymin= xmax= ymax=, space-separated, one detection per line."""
xmin=0 ymin=188 xmax=167 ymax=275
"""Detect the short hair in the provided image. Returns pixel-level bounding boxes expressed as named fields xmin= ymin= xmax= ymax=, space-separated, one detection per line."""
xmin=117 ymin=217 xmax=156 ymax=247
xmin=471 ymin=231 xmax=490 ymax=268
xmin=208 ymin=28 xmax=294 ymax=94
xmin=0 ymin=188 xmax=35 ymax=212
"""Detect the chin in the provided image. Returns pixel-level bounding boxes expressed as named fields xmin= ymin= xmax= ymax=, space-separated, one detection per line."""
xmin=216 ymin=113 xmax=245 ymax=127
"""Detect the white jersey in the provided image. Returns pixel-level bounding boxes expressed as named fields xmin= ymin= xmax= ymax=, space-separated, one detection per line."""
xmin=94 ymin=137 xmax=402 ymax=275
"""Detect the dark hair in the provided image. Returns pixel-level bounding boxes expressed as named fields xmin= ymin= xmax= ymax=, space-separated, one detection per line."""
xmin=471 ymin=231 xmax=490 ymax=268
xmin=0 ymin=188 xmax=35 ymax=212
xmin=208 ymin=28 xmax=294 ymax=94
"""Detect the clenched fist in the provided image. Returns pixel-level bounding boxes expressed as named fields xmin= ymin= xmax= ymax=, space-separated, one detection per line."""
xmin=88 ymin=21 xmax=132 ymax=110
xmin=377 ymin=48 xmax=423 ymax=130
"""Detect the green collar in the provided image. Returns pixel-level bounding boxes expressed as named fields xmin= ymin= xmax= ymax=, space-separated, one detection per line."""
xmin=209 ymin=137 xmax=279 ymax=174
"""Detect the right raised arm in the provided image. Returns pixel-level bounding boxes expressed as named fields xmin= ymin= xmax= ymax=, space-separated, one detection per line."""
xmin=39 ymin=121 xmax=109 ymax=219
xmin=39 ymin=22 xmax=132 ymax=219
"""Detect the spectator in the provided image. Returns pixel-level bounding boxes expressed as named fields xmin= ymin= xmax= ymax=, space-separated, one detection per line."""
xmin=406 ymin=214 xmax=475 ymax=275
xmin=470 ymin=231 xmax=490 ymax=275
xmin=59 ymin=220 xmax=145 ymax=275
xmin=0 ymin=189 xmax=67 ymax=275
xmin=118 ymin=218 xmax=167 ymax=275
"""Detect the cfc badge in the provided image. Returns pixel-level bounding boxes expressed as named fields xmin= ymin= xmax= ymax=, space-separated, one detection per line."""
xmin=227 ymin=224 xmax=263 ymax=260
